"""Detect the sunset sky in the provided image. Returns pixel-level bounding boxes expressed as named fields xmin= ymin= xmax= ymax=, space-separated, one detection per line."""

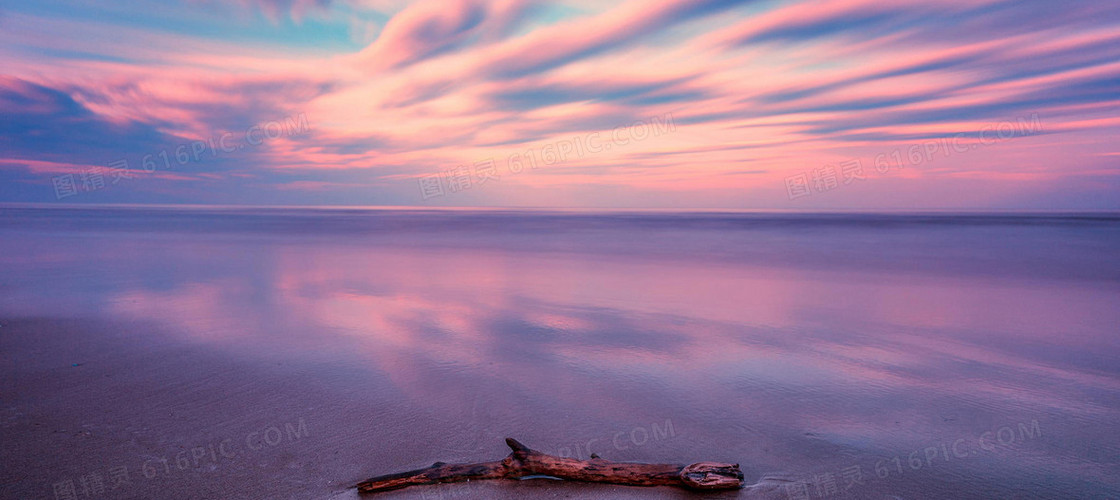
xmin=2 ymin=0 xmax=1118 ymax=209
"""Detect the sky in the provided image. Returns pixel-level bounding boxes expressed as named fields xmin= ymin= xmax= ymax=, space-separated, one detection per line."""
xmin=0 ymin=0 xmax=1118 ymax=210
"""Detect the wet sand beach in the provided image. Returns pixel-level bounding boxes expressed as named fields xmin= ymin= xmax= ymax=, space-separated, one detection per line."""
xmin=2 ymin=206 xmax=1119 ymax=499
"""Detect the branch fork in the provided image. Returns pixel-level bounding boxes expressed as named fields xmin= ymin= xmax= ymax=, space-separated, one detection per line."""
xmin=356 ymin=437 xmax=743 ymax=494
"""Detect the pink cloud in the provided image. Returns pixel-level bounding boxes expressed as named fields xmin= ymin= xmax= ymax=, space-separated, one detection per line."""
xmin=2 ymin=0 xmax=1118 ymax=208
xmin=359 ymin=0 xmax=531 ymax=70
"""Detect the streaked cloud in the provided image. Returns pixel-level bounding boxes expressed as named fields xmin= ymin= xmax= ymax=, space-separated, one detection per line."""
xmin=1 ymin=0 xmax=1117 ymax=208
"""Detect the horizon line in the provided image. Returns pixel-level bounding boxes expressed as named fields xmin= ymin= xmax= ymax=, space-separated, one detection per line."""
xmin=2 ymin=202 xmax=1118 ymax=216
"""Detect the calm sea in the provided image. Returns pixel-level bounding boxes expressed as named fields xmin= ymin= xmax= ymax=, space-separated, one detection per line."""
xmin=1 ymin=206 xmax=1118 ymax=499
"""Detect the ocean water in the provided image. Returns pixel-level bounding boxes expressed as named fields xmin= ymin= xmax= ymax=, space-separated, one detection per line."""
xmin=1 ymin=206 xmax=1118 ymax=499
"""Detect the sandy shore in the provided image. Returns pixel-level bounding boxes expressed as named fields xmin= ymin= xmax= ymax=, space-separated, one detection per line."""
xmin=0 ymin=316 xmax=791 ymax=500
xmin=4 ymin=209 xmax=1118 ymax=499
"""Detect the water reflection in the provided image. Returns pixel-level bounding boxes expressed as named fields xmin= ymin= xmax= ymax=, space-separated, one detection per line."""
xmin=1 ymin=206 xmax=1118 ymax=498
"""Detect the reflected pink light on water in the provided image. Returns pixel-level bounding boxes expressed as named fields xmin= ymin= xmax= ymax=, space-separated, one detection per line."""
xmin=4 ymin=208 xmax=1118 ymax=497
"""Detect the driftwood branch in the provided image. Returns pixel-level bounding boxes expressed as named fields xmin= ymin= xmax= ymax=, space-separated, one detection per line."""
xmin=356 ymin=437 xmax=743 ymax=494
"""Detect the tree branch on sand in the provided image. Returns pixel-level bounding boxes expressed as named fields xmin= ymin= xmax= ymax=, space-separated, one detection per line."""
xmin=355 ymin=437 xmax=744 ymax=494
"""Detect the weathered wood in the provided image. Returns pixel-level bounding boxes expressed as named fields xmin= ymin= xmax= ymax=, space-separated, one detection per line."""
xmin=356 ymin=437 xmax=743 ymax=494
